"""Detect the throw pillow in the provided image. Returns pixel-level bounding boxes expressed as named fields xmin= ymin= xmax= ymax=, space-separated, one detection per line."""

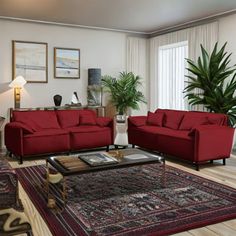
xmin=128 ymin=116 xmax=147 ymax=127
xmin=146 ymin=111 xmax=163 ymax=126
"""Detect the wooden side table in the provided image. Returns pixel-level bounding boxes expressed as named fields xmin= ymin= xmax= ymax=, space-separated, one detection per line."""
xmin=114 ymin=116 xmax=128 ymax=147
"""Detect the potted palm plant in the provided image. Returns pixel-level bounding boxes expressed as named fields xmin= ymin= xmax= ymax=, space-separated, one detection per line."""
xmin=184 ymin=42 xmax=236 ymax=126
xmin=102 ymin=72 xmax=146 ymax=121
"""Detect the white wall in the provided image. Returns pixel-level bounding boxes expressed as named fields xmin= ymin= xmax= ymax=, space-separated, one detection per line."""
xmin=0 ymin=19 xmax=127 ymax=119
xmin=219 ymin=13 xmax=236 ymax=67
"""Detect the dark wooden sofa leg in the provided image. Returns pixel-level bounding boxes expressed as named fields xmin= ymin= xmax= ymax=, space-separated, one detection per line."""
xmin=195 ymin=164 xmax=199 ymax=171
xmin=210 ymin=160 xmax=213 ymax=164
xmin=132 ymin=144 xmax=135 ymax=148
xmin=18 ymin=156 xmax=23 ymax=165
xmin=106 ymin=146 xmax=109 ymax=152
xmin=223 ymin=158 xmax=226 ymax=165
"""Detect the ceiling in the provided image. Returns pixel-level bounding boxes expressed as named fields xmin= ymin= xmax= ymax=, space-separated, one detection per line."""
xmin=0 ymin=0 xmax=236 ymax=35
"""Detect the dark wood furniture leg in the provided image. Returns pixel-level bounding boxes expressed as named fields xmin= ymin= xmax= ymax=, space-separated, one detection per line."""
xmin=223 ymin=158 xmax=226 ymax=165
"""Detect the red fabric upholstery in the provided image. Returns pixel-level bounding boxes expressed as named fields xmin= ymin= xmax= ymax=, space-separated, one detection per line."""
xmin=79 ymin=109 xmax=97 ymax=125
xmin=12 ymin=111 xmax=60 ymax=131
xmin=5 ymin=124 xmax=24 ymax=156
xmin=7 ymin=122 xmax=34 ymax=134
xmin=96 ymin=117 xmax=113 ymax=127
xmin=194 ymin=125 xmax=234 ymax=162
xmin=156 ymin=109 xmax=186 ymax=130
xmin=56 ymin=110 xmax=80 ymax=128
xmin=5 ymin=109 xmax=113 ymax=161
xmin=128 ymin=116 xmax=147 ymax=127
xmin=23 ymin=129 xmax=70 ymax=156
xmin=146 ymin=111 xmax=163 ymax=126
xmin=67 ymin=126 xmax=113 ymax=150
xmin=179 ymin=113 xmax=208 ymax=130
xmin=128 ymin=109 xmax=234 ymax=166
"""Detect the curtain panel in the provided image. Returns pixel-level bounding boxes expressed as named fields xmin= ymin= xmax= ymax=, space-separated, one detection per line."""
xmin=126 ymin=37 xmax=149 ymax=115
xmin=149 ymin=21 xmax=219 ymax=111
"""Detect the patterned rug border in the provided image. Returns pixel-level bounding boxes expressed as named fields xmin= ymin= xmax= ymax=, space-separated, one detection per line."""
xmin=15 ymin=164 xmax=236 ymax=236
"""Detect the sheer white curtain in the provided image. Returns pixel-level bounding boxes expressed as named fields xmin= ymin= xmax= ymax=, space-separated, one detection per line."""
xmin=158 ymin=41 xmax=188 ymax=110
xmin=150 ymin=21 xmax=219 ymax=111
xmin=126 ymin=37 xmax=148 ymax=115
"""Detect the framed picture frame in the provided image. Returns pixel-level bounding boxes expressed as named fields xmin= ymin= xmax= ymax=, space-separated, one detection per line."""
xmin=54 ymin=47 xmax=80 ymax=79
xmin=12 ymin=40 xmax=48 ymax=83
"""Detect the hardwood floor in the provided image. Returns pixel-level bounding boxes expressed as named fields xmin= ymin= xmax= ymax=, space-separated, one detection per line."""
xmin=4 ymin=151 xmax=236 ymax=236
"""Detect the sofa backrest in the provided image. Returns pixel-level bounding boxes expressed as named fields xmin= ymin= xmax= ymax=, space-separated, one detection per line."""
xmin=56 ymin=109 xmax=97 ymax=128
xmin=12 ymin=110 xmax=60 ymax=131
xmin=56 ymin=110 xmax=80 ymax=128
xmin=155 ymin=108 xmax=228 ymax=130
xmin=155 ymin=109 xmax=187 ymax=130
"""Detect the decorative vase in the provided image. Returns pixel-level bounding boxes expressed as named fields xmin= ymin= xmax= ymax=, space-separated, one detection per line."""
xmin=53 ymin=95 xmax=62 ymax=106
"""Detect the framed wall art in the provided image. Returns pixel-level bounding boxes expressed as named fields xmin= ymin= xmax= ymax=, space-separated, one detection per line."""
xmin=12 ymin=40 xmax=48 ymax=83
xmin=54 ymin=47 xmax=80 ymax=79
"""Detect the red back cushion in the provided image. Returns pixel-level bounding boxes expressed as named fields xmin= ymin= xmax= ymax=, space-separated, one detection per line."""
xmin=128 ymin=116 xmax=147 ymax=127
xmin=79 ymin=109 xmax=97 ymax=125
xmin=179 ymin=113 xmax=208 ymax=130
xmin=56 ymin=110 xmax=80 ymax=128
xmin=12 ymin=111 xmax=60 ymax=131
xmin=146 ymin=111 xmax=163 ymax=126
xmin=156 ymin=109 xmax=186 ymax=130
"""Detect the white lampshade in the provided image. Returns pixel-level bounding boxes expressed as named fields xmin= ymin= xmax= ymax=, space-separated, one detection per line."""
xmin=9 ymin=76 xmax=27 ymax=88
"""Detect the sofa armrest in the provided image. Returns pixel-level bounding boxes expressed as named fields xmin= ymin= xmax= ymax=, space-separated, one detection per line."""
xmin=193 ymin=125 xmax=234 ymax=162
xmin=128 ymin=116 xmax=147 ymax=127
xmin=4 ymin=123 xmax=25 ymax=156
xmin=96 ymin=117 xmax=113 ymax=127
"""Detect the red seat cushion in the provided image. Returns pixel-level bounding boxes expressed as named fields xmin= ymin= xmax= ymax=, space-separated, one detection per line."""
xmin=139 ymin=126 xmax=191 ymax=140
xmin=179 ymin=113 xmax=208 ymax=130
xmin=25 ymin=129 xmax=69 ymax=137
xmin=66 ymin=126 xmax=112 ymax=150
xmin=12 ymin=111 xmax=60 ymax=131
xmin=79 ymin=110 xmax=97 ymax=125
xmin=65 ymin=126 xmax=110 ymax=133
xmin=56 ymin=110 xmax=80 ymax=128
xmin=146 ymin=111 xmax=163 ymax=126
xmin=23 ymin=129 xmax=70 ymax=155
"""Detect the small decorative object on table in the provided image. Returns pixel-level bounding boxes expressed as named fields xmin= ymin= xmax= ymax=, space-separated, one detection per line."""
xmin=79 ymin=152 xmax=118 ymax=166
xmin=53 ymin=94 xmax=62 ymax=106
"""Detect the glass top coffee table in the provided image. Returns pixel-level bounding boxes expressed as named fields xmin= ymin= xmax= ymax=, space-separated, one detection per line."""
xmin=46 ymin=149 xmax=165 ymax=206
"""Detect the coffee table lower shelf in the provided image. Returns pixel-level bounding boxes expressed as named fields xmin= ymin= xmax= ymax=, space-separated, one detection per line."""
xmin=45 ymin=149 xmax=166 ymax=207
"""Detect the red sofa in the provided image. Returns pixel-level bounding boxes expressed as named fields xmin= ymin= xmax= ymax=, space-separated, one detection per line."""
xmin=128 ymin=109 xmax=235 ymax=170
xmin=5 ymin=109 xmax=113 ymax=164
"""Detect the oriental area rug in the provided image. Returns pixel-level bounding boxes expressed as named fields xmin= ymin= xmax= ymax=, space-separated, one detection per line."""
xmin=15 ymin=164 xmax=236 ymax=236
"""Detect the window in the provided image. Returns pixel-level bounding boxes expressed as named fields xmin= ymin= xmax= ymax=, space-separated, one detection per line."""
xmin=158 ymin=41 xmax=188 ymax=110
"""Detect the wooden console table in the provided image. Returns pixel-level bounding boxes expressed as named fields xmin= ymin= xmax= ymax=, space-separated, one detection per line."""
xmin=10 ymin=105 xmax=106 ymax=118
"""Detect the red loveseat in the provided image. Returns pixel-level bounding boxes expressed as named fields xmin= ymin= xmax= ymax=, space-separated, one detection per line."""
xmin=128 ymin=109 xmax=234 ymax=170
xmin=5 ymin=109 xmax=113 ymax=164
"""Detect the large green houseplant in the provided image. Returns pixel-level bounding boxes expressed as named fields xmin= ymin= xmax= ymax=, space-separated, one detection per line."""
xmin=184 ymin=42 xmax=236 ymax=126
xmin=101 ymin=72 xmax=146 ymax=115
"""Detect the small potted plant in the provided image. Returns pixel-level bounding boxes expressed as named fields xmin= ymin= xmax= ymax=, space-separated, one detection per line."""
xmin=102 ymin=71 xmax=146 ymax=122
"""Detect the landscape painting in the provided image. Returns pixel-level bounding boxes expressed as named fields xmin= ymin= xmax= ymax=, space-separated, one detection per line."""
xmin=13 ymin=41 xmax=48 ymax=83
xmin=54 ymin=48 xmax=80 ymax=78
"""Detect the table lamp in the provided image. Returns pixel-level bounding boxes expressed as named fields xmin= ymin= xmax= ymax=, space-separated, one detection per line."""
xmin=9 ymin=76 xmax=27 ymax=109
